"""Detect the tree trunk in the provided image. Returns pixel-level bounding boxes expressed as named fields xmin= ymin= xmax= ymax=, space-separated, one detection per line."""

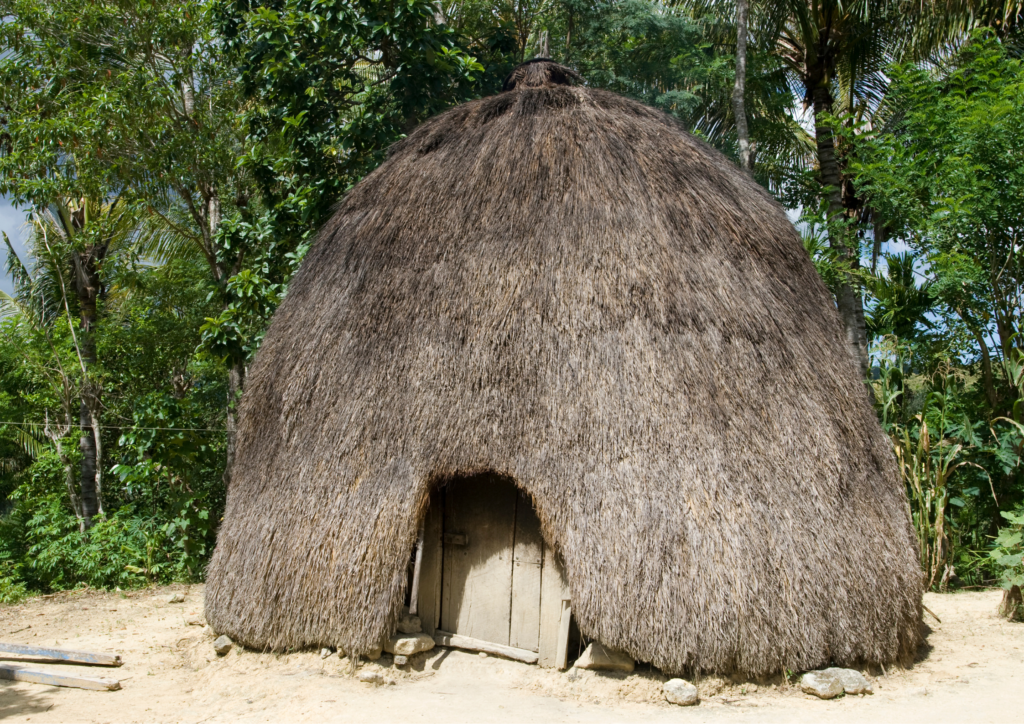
xmin=78 ymin=400 xmax=98 ymax=530
xmin=223 ymin=362 xmax=245 ymax=487
xmin=811 ymin=84 xmax=869 ymax=379
xmin=732 ymin=0 xmax=751 ymax=173
xmin=73 ymin=247 xmax=104 ymax=530
xmin=964 ymin=320 xmax=1000 ymax=410
xmin=1001 ymin=585 xmax=1023 ymax=621
xmin=202 ymin=189 xmax=243 ymax=488
xmin=45 ymin=415 xmax=84 ymax=526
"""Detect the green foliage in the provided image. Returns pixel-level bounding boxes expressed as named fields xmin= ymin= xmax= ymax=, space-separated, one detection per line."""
xmin=991 ymin=507 xmax=1024 ymax=590
xmin=852 ymin=34 xmax=1024 ymax=590
xmin=853 ymin=34 xmax=1024 ymax=399
xmin=873 ymin=336 xmax=1023 ymax=589
xmin=798 ymin=201 xmax=863 ymax=293
xmin=21 ymin=496 xmax=159 ymax=589
xmin=1 ymin=252 xmax=226 ymax=592
xmin=1 ymin=0 xmax=1022 ymax=603
xmin=866 ymin=253 xmax=934 ymax=342
xmin=213 ymin=0 xmax=483 ymax=243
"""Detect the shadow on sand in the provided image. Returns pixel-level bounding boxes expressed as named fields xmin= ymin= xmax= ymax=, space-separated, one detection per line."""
xmin=0 ymin=680 xmax=56 ymax=718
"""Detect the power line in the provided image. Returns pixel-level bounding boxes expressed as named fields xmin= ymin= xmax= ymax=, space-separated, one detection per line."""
xmin=0 ymin=420 xmax=226 ymax=433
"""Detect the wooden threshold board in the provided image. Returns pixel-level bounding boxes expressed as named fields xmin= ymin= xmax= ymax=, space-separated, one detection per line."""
xmin=433 ymin=631 xmax=539 ymax=664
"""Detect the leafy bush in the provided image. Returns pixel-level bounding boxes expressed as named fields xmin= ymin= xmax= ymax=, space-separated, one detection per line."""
xmin=991 ymin=508 xmax=1024 ymax=590
xmin=0 ymin=563 xmax=27 ymax=604
xmin=21 ymin=496 xmax=169 ymax=590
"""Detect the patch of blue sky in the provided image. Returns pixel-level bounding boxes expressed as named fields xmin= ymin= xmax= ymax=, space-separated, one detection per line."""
xmin=0 ymin=194 xmax=30 ymax=296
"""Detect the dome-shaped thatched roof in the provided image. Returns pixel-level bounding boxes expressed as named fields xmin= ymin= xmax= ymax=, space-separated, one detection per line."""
xmin=205 ymin=61 xmax=922 ymax=676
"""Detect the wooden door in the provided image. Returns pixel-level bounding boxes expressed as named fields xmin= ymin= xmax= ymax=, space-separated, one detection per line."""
xmin=440 ymin=474 xmax=544 ymax=652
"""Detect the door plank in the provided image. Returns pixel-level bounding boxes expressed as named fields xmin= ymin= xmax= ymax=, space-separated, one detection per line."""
xmin=417 ymin=488 xmax=444 ymax=635
xmin=509 ymin=490 xmax=543 ymax=652
xmin=440 ymin=475 xmax=516 ymax=644
xmin=538 ymin=543 xmax=571 ymax=668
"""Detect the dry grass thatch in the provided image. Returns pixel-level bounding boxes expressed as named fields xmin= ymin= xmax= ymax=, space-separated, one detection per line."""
xmin=205 ymin=61 xmax=922 ymax=676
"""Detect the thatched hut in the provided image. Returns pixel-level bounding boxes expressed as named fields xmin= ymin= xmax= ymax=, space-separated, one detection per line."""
xmin=205 ymin=60 xmax=922 ymax=677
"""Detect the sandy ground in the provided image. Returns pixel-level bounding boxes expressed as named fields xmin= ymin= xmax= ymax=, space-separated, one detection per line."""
xmin=0 ymin=586 xmax=1020 ymax=723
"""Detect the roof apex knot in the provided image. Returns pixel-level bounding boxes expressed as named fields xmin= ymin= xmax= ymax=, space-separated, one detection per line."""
xmin=501 ymin=59 xmax=583 ymax=92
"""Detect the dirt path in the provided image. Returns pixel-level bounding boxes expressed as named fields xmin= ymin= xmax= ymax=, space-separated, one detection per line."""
xmin=0 ymin=586 xmax=1020 ymax=723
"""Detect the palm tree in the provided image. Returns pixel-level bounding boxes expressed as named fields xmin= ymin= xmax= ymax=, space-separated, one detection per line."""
xmin=769 ymin=0 xmax=912 ymax=378
xmin=1 ymin=198 xmax=139 ymax=528
xmin=679 ymin=0 xmax=970 ymax=378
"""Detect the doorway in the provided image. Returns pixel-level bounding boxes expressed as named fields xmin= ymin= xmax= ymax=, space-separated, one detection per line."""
xmin=441 ymin=474 xmax=543 ymax=650
xmin=415 ymin=472 xmax=571 ymax=667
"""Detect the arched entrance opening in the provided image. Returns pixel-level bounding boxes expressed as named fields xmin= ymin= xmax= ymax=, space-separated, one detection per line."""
xmin=412 ymin=472 xmax=571 ymax=667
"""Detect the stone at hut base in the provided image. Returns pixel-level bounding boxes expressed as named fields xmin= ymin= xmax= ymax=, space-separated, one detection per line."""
xmin=213 ymin=635 xmax=233 ymax=656
xmin=393 ymin=655 xmax=409 ymax=666
xmin=385 ymin=633 xmax=435 ymax=656
xmin=663 ymin=679 xmax=699 ymax=706
xmin=821 ymin=668 xmax=873 ymax=695
xmin=573 ymin=643 xmax=634 ymax=673
xmin=800 ymin=671 xmax=845 ymax=699
xmin=397 ymin=611 xmax=422 ymax=634
xmin=363 ymin=645 xmax=383 ymax=661
xmin=336 ymin=646 xmax=347 ymax=658
xmin=320 ymin=648 xmax=333 ymax=659
xmin=358 ymin=670 xmax=383 ymax=685
xmin=167 ymin=593 xmax=185 ymax=604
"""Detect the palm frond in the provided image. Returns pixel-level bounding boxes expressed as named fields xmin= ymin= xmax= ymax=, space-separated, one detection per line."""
xmin=14 ymin=425 xmax=47 ymax=459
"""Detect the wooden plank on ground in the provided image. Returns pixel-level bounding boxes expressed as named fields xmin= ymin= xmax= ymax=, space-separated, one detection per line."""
xmin=510 ymin=489 xmax=543 ymax=653
xmin=432 ymin=631 xmax=539 ymax=664
xmin=0 ymin=642 xmax=122 ymax=667
xmin=0 ymin=663 xmax=121 ymax=691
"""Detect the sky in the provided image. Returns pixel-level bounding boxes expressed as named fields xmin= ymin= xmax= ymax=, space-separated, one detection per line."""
xmin=0 ymin=194 xmax=30 ymax=296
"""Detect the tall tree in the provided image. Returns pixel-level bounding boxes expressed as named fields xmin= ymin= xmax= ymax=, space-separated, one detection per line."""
xmin=0 ymin=0 xmax=254 ymax=483
xmin=733 ymin=0 xmax=753 ymax=172
xmin=770 ymin=0 xmax=914 ymax=378
xmin=1 ymin=199 xmax=138 ymax=529
xmin=853 ymin=36 xmax=1024 ymax=415
xmin=48 ymin=199 xmax=136 ymax=526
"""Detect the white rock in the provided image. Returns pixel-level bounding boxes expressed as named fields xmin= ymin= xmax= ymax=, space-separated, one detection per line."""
xmin=573 ymin=643 xmax=634 ymax=673
xmin=664 ymin=678 xmax=699 ymax=706
xmin=213 ymin=635 xmax=233 ymax=656
xmin=800 ymin=671 xmax=845 ymax=699
xmin=821 ymin=667 xmax=873 ymax=695
xmin=185 ymin=615 xmax=205 ymax=626
xmin=320 ymin=648 xmax=332 ymax=659
xmin=384 ymin=633 xmax=435 ymax=656
xmin=358 ymin=670 xmax=383 ymax=685
xmin=393 ymin=655 xmax=408 ymax=666
xmin=363 ymin=645 xmax=383 ymax=661
xmin=167 ymin=593 xmax=185 ymax=604
xmin=397 ymin=613 xmax=422 ymax=634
